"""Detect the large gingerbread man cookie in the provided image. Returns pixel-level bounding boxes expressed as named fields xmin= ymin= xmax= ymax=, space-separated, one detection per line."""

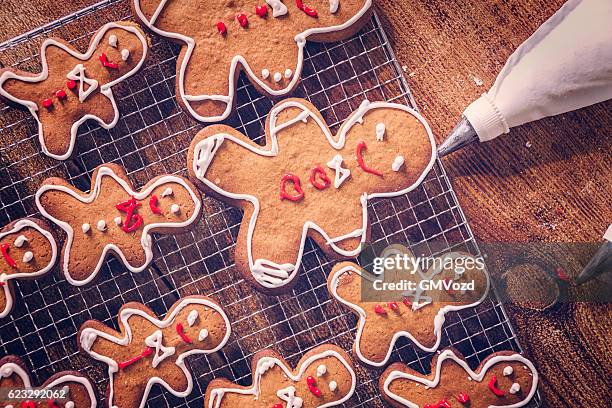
xmin=35 ymin=163 xmax=201 ymax=286
xmin=380 ymin=349 xmax=539 ymax=408
xmin=0 ymin=355 xmax=97 ymax=408
xmin=0 ymin=218 xmax=57 ymax=319
xmin=78 ymin=295 xmax=231 ymax=408
xmin=327 ymin=247 xmax=490 ymax=366
xmin=205 ymin=345 xmax=356 ymax=408
xmin=188 ymin=98 xmax=436 ymax=294
xmin=133 ymin=0 xmax=372 ymax=122
xmin=0 ymin=22 xmax=148 ymax=160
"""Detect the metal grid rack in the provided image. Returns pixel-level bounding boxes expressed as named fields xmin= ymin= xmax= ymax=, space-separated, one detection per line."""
xmin=0 ymin=1 xmax=540 ymax=406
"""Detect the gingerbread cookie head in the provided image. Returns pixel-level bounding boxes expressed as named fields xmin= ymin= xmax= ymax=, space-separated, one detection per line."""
xmin=35 ymin=163 xmax=201 ymax=286
xmin=327 ymin=247 xmax=490 ymax=366
xmin=133 ymin=0 xmax=372 ymax=122
xmin=188 ymin=98 xmax=436 ymax=294
xmin=380 ymin=349 xmax=539 ymax=408
xmin=78 ymin=295 xmax=230 ymax=408
xmin=0 ymin=22 xmax=147 ymax=160
xmin=0 ymin=355 xmax=97 ymax=408
xmin=205 ymin=345 xmax=356 ymax=408
xmin=0 ymin=218 xmax=57 ymax=319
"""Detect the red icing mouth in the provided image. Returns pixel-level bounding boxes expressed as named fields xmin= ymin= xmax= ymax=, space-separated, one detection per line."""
xmin=99 ymin=52 xmax=119 ymax=69
xmin=176 ymin=322 xmax=193 ymax=344
xmin=118 ymin=346 xmax=153 ymax=369
xmin=356 ymin=141 xmax=384 ymax=177
xmin=1 ymin=243 xmax=17 ymax=268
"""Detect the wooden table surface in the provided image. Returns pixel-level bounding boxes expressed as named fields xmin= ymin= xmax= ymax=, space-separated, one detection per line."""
xmin=1 ymin=0 xmax=610 ymax=406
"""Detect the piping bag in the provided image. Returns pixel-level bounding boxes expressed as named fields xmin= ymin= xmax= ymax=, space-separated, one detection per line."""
xmin=438 ymin=0 xmax=612 ymax=157
xmin=575 ymin=225 xmax=612 ymax=285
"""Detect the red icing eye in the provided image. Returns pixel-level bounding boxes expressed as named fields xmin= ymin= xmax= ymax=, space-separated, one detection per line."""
xmin=66 ymin=79 xmax=77 ymax=89
xmin=279 ymin=173 xmax=304 ymax=202
xmin=457 ymin=392 xmax=470 ymax=404
xmin=256 ymin=5 xmax=268 ymax=17
xmin=237 ymin=13 xmax=249 ymax=28
xmin=388 ymin=301 xmax=399 ymax=311
xmin=42 ymin=98 xmax=53 ymax=108
xmin=216 ymin=21 xmax=227 ymax=35
xmin=55 ymin=89 xmax=67 ymax=100
xmin=374 ymin=304 xmax=387 ymax=315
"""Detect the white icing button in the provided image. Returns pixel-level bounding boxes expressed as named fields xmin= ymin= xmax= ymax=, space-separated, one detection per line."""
xmin=22 ymin=251 xmax=33 ymax=263
xmin=187 ymin=309 xmax=198 ymax=327
xmin=284 ymin=69 xmax=293 ymax=79
xmin=65 ymin=401 xmax=75 ymax=408
xmin=161 ymin=187 xmax=173 ymax=197
xmin=82 ymin=223 xmax=91 ymax=233
xmin=274 ymin=72 xmax=282 ymax=82
xmin=262 ymin=69 xmax=270 ymax=80
xmin=14 ymin=235 xmax=28 ymax=247
xmin=108 ymin=34 xmax=118 ymax=47
xmin=316 ymin=364 xmax=327 ymax=377
xmin=114 ymin=216 xmax=123 ymax=226
xmin=97 ymin=220 xmax=107 ymax=231
xmin=376 ymin=123 xmax=386 ymax=141
xmin=509 ymin=382 xmax=521 ymax=394
xmin=198 ymin=329 xmax=209 ymax=341
xmin=392 ymin=155 xmax=405 ymax=172
xmin=503 ymin=365 xmax=514 ymax=376
xmin=171 ymin=204 xmax=181 ymax=215
xmin=328 ymin=380 xmax=337 ymax=392
xmin=121 ymin=48 xmax=130 ymax=61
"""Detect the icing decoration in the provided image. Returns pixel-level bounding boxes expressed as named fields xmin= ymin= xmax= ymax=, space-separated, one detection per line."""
xmin=503 ymin=366 xmax=514 ymax=376
xmin=272 ymin=404 xmax=283 ymax=408
xmin=237 ymin=13 xmax=249 ymax=28
xmin=199 ymin=329 xmax=209 ymax=341
xmin=171 ymin=203 xmax=181 ymax=214
xmin=256 ymin=5 xmax=268 ymax=17
xmin=381 ymin=349 xmax=539 ymax=408
xmin=388 ymin=301 xmax=399 ymax=312
xmin=22 ymin=251 xmax=33 ymax=263
xmin=316 ymin=364 xmax=327 ymax=377
xmin=509 ymin=383 xmax=521 ymax=394
xmin=280 ymin=173 xmax=305 ymax=202
xmin=96 ymin=220 xmax=107 ymax=231
xmin=114 ymin=216 xmax=123 ymax=225
xmin=14 ymin=235 xmax=28 ymax=247
xmin=329 ymin=381 xmax=337 ymax=391
xmin=277 ymin=386 xmax=303 ymax=408
xmin=285 ymin=69 xmax=293 ymax=79
xmin=80 ymin=296 xmax=231 ymax=408
xmin=99 ymin=52 xmax=119 ymax=69
xmin=161 ymin=187 xmax=173 ymax=197
xmin=187 ymin=310 xmax=198 ymax=327
xmin=356 ymin=141 xmax=383 ymax=177
xmin=55 ymin=89 xmax=67 ymax=100
xmin=42 ymin=98 xmax=53 ymax=108
xmin=309 ymin=166 xmax=331 ymax=190
xmin=296 ymin=0 xmax=318 ymax=17
xmin=109 ymin=34 xmax=118 ymax=47
xmin=191 ymin=99 xmax=436 ymax=292
xmin=121 ymin=48 xmax=130 ymax=61
xmin=0 ymin=22 xmax=147 ymax=160
xmin=0 ymin=244 xmax=17 ymax=268
xmin=488 ymin=375 xmax=505 ymax=396
xmin=149 ymin=195 xmax=162 ymax=215
xmin=118 ymin=346 xmax=153 ymax=369
xmin=82 ymin=223 xmax=91 ymax=233
xmin=375 ymin=122 xmax=385 ymax=141
xmin=262 ymin=69 xmax=270 ymax=79
xmin=133 ymin=0 xmax=372 ymax=122
xmin=176 ymin=323 xmax=193 ymax=344
xmin=274 ymin=72 xmax=283 ymax=82
xmin=216 ymin=21 xmax=227 ymax=35
xmin=36 ymin=165 xmax=202 ymax=286
xmin=116 ymin=196 xmax=144 ymax=232
xmin=306 ymin=375 xmax=321 ymax=397
xmin=329 ymin=0 xmax=339 ymax=13
xmin=65 ymin=402 xmax=75 ymax=408
xmin=392 ymin=155 xmax=405 ymax=172
xmin=328 ymin=248 xmax=490 ymax=366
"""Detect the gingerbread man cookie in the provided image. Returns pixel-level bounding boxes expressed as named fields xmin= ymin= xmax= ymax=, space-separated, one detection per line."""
xmin=380 ymin=349 xmax=539 ymax=408
xmin=133 ymin=0 xmax=372 ymax=122
xmin=205 ymin=345 xmax=356 ymax=408
xmin=35 ymin=163 xmax=201 ymax=286
xmin=78 ymin=295 xmax=231 ymax=408
xmin=327 ymin=247 xmax=490 ymax=366
xmin=188 ymin=98 xmax=436 ymax=294
xmin=0 ymin=22 xmax=148 ymax=160
xmin=0 ymin=355 xmax=97 ymax=408
xmin=0 ymin=218 xmax=57 ymax=319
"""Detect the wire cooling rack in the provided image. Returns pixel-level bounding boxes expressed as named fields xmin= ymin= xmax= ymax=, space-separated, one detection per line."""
xmin=0 ymin=1 xmax=540 ymax=406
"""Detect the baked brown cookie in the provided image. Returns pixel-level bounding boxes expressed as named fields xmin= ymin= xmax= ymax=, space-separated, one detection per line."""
xmin=0 ymin=218 xmax=57 ymax=319
xmin=188 ymin=98 xmax=436 ymax=294
xmin=0 ymin=22 xmax=148 ymax=160
xmin=380 ymin=349 xmax=539 ymax=408
xmin=0 ymin=355 xmax=97 ymax=408
xmin=327 ymin=246 xmax=490 ymax=366
xmin=35 ymin=163 xmax=201 ymax=286
xmin=205 ymin=344 xmax=356 ymax=408
xmin=132 ymin=0 xmax=372 ymax=122
xmin=78 ymin=295 xmax=231 ymax=408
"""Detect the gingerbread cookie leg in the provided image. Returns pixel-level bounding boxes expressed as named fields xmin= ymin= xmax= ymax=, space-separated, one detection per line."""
xmin=380 ymin=349 xmax=539 ymax=408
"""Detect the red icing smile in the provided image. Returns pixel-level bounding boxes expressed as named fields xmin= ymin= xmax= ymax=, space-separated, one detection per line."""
xmin=0 ymin=243 xmax=17 ymax=268
xmin=118 ymin=346 xmax=153 ymax=369
xmin=176 ymin=322 xmax=193 ymax=344
xmin=99 ymin=52 xmax=119 ymax=69
xmin=356 ymin=141 xmax=383 ymax=177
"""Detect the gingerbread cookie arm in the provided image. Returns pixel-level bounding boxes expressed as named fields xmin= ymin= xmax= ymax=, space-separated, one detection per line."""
xmin=381 ymin=349 xmax=539 ymax=408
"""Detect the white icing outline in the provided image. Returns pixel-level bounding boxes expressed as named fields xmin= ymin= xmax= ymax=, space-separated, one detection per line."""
xmin=133 ymin=0 xmax=372 ymax=122
xmin=80 ymin=297 xmax=231 ymax=408
xmin=192 ymin=100 xmax=436 ymax=290
xmin=382 ymin=350 xmax=538 ymax=408
xmin=35 ymin=166 xmax=201 ymax=286
xmin=0 ymin=22 xmax=148 ymax=160
xmin=329 ymin=252 xmax=490 ymax=367
xmin=208 ymin=349 xmax=355 ymax=408
xmin=0 ymin=219 xmax=58 ymax=319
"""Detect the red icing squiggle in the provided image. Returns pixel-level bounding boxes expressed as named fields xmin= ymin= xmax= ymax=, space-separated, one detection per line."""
xmin=99 ymin=53 xmax=119 ymax=69
xmin=309 ymin=166 xmax=331 ymax=190
xmin=296 ymin=0 xmax=318 ymax=17
xmin=0 ymin=244 xmax=17 ymax=268
xmin=118 ymin=346 xmax=153 ymax=369
xmin=356 ymin=141 xmax=383 ymax=177
xmin=176 ymin=323 xmax=193 ymax=344
xmin=116 ymin=196 xmax=144 ymax=233
xmin=149 ymin=195 xmax=162 ymax=215
xmin=280 ymin=174 xmax=304 ymax=202
xmin=306 ymin=375 xmax=321 ymax=397
xmin=488 ymin=375 xmax=505 ymax=396
xmin=457 ymin=392 xmax=470 ymax=403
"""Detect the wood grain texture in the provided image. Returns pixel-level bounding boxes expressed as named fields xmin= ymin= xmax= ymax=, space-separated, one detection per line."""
xmin=0 ymin=0 xmax=610 ymax=407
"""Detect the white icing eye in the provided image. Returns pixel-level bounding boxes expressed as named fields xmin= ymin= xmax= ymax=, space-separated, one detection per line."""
xmin=376 ymin=123 xmax=386 ymax=141
xmin=108 ymin=34 xmax=118 ymax=47
xmin=121 ymin=48 xmax=130 ymax=61
xmin=161 ymin=187 xmax=173 ymax=197
xmin=171 ymin=204 xmax=181 ymax=215
xmin=274 ymin=72 xmax=282 ymax=82
xmin=329 ymin=380 xmax=337 ymax=391
xmin=262 ymin=69 xmax=270 ymax=80
xmin=22 ymin=251 xmax=33 ymax=263
xmin=97 ymin=220 xmax=107 ymax=231
xmin=329 ymin=0 xmax=339 ymax=13
xmin=392 ymin=155 xmax=405 ymax=172
xmin=284 ymin=69 xmax=293 ymax=79
xmin=82 ymin=223 xmax=91 ymax=233
xmin=316 ymin=364 xmax=327 ymax=377
xmin=187 ymin=310 xmax=198 ymax=327
xmin=14 ymin=235 xmax=28 ymax=247
xmin=198 ymin=329 xmax=209 ymax=341
xmin=509 ymin=382 xmax=521 ymax=394
xmin=503 ymin=365 xmax=514 ymax=376
xmin=114 ymin=216 xmax=122 ymax=226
